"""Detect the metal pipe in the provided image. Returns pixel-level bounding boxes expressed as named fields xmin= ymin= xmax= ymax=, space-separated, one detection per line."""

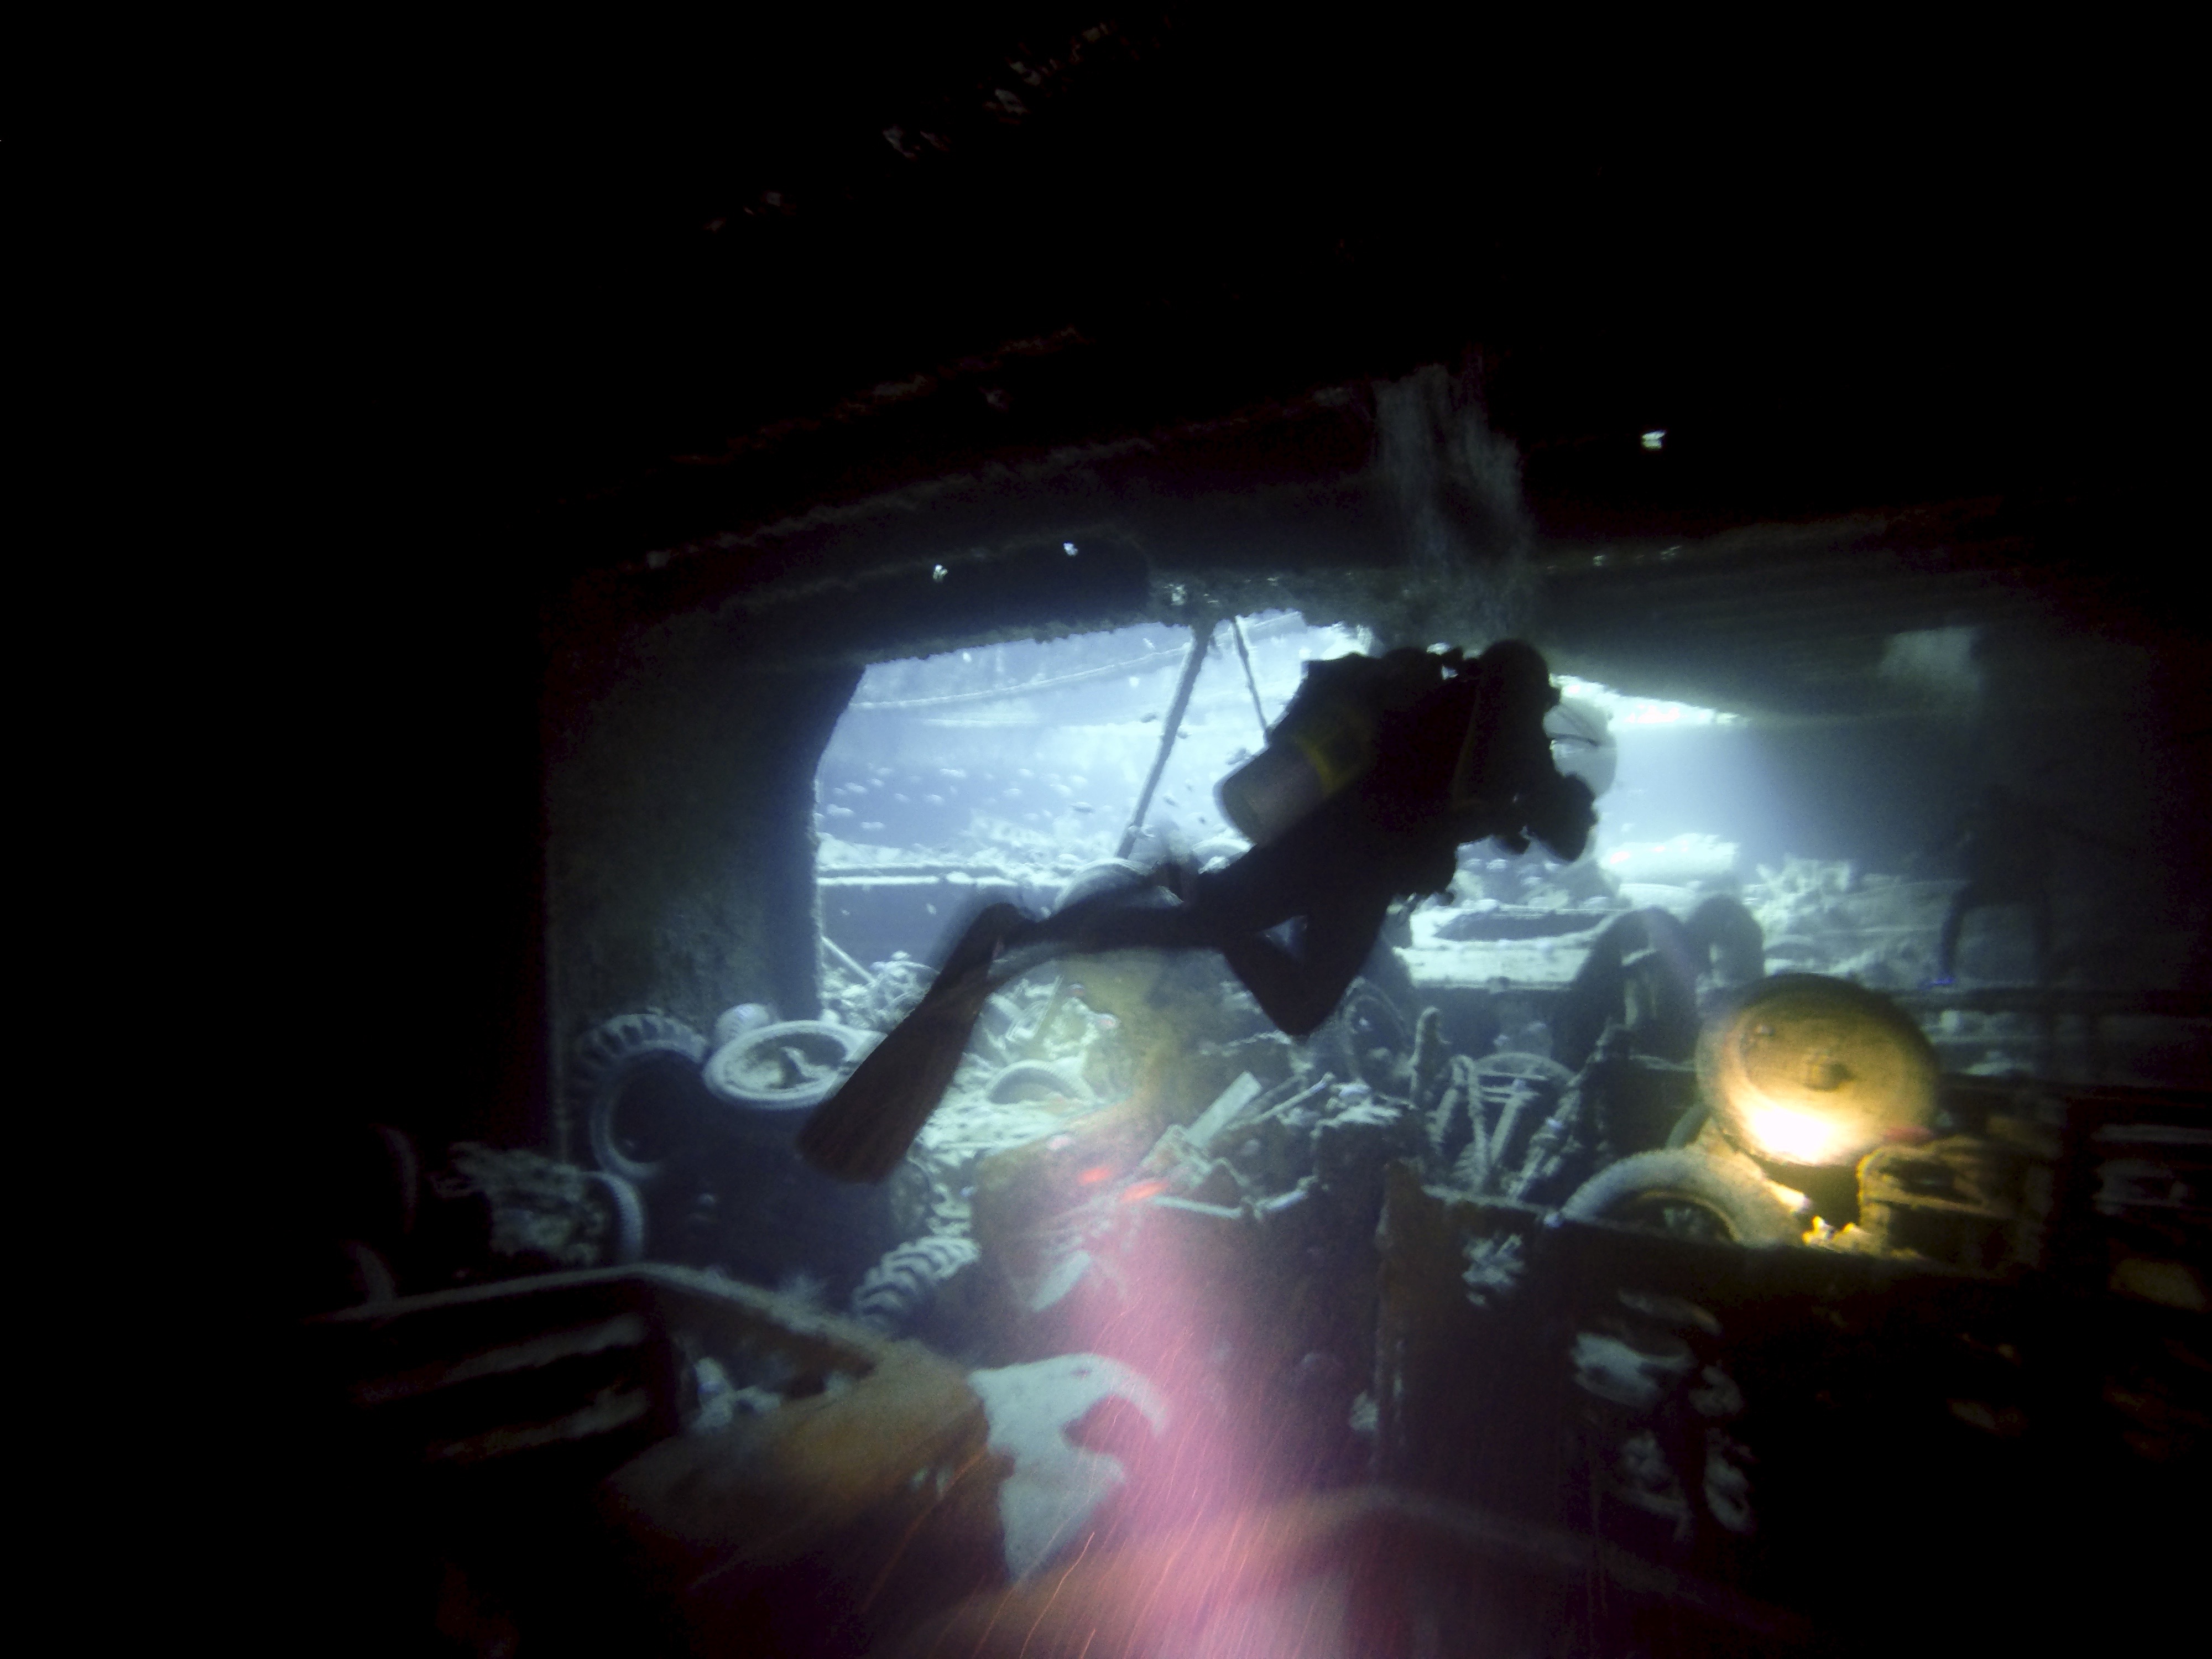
xmin=820 ymin=932 xmax=870 ymax=984
xmin=1117 ymin=619 xmax=1214 ymax=859
xmin=1254 ymin=1073 xmax=1337 ymax=1125
xmin=1229 ymin=614 xmax=1271 ymax=735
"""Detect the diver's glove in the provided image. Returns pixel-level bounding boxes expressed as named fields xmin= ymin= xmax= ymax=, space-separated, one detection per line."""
xmin=1519 ymin=773 xmax=1597 ymax=863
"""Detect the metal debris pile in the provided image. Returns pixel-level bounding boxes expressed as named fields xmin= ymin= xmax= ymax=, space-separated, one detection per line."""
xmin=296 ymin=933 xmax=2204 ymax=1659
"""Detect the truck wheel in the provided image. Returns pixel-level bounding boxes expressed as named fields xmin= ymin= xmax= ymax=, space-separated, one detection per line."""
xmin=986 ymin=1060 xmax=1092 ymax=1106
xmin=582 ymin=1170 xmax=648 ymax=1265
xmin=571 ymin=1013 xmax=709 ymax=1189
xmin=1561 ymin=1148 xmax=1800 ymax=1245
xmin=703 ymin=1020 xmax=881 ymax=1114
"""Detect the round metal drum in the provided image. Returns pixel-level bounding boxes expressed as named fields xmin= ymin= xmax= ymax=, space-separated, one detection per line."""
xmin=1698 ymin=974 xmax=1937 ymax=1168
xmin=703 ymin=1020 xmax=883 ymax=1116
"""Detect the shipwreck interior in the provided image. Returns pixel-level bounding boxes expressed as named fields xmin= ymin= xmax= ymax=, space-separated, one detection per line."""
xmin=277 ymin=19 xmax=2200 ymax=1658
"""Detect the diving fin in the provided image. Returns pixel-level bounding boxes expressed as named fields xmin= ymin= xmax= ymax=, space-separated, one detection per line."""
xmin=797 ymin=903 xmax=1027 ymax=1183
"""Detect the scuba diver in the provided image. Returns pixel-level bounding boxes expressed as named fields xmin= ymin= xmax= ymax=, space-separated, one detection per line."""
xmin=1931 ymin=784 xmax=2055 ymax=986
xmin=800 ymin=640 xmax=1598 ymax=1182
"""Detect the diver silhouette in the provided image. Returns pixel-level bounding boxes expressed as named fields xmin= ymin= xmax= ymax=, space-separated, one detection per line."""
xmin=1011 ymin=641 xmax=1595 ymax=1034
xmin=800 ymin=640 xmax=1597 ymax=1181
xmin=1931 ymin=784 xmax=2056 ymax=986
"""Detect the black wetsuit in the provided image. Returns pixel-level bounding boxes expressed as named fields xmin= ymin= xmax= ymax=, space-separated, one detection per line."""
xmin=1009 ymin=643 xmax=1594 ymax=1036
xmin=1936 ymin=788 xmax=2054 ymax=984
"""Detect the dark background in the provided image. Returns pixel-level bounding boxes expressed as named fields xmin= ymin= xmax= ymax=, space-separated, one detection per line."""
xmin=235 ymin=22 xmax=2193 ymax=1652
xmin=273 ymin=12 xmax=2185 ymax=1167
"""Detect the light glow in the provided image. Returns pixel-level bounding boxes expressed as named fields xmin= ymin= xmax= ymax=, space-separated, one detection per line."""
xmin=1555 ymin=676 xmax=1741 ymax=728
xmin=1739 ymin=1102 xmax=1862 ymax=1167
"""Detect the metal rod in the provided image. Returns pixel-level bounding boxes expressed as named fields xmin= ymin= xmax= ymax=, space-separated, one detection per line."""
xmin=1254 ymin=1073 xmax=1337 ymax=1125
xmin=1484 ymin=1084 xmax=1533 ymax=1197
xmin=1229 ymin=614 xmax=1271 ymax=735
xmin=1004 ymin=975 xmax=1067 ymax=1054
xmin=820 ymin=932 xmax=870 ymax=984
xmin=847 ymin=612 xmax=1308 ymax=712
xmin=1118 ymin=619 xmax=1213 ymax=859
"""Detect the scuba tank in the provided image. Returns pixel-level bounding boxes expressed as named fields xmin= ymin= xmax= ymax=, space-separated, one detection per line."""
xmin=1215 ymin=652 xmax=1437 ymax=846
xmin=1217 ymin=641 xmax=1592 ymax=858
xmin=1214 ymin=697 xmax=1371 ymax=844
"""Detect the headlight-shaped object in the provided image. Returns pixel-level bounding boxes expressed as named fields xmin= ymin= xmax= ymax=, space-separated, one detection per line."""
xmin=1699 ymin=974 xmax=1938 ymax=1169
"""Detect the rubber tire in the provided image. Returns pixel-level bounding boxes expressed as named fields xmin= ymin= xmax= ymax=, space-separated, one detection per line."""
xmin=1311 ymin=976 xmax=1410 ymax=1087
xmin=852 ymin=1234 xmax=982 ymax=1334
xmin=703 ymin=1020 xmax=881 ymax=1113
xmin=713 ymin=1002 xmax=778 ymax=1048
xmin=1341 ymin=981 xmax=1410 ymax=1052
xmin=583 ymin=1170 xmax=648 ymax=1266
xmin=571 ymin=1012 xmax=709 ymax=1190
xmin=985 ymin=1060 xmax=1092 ymax=1105
xmin=1561 ymin=1147 xmax=1801 ymax=1245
